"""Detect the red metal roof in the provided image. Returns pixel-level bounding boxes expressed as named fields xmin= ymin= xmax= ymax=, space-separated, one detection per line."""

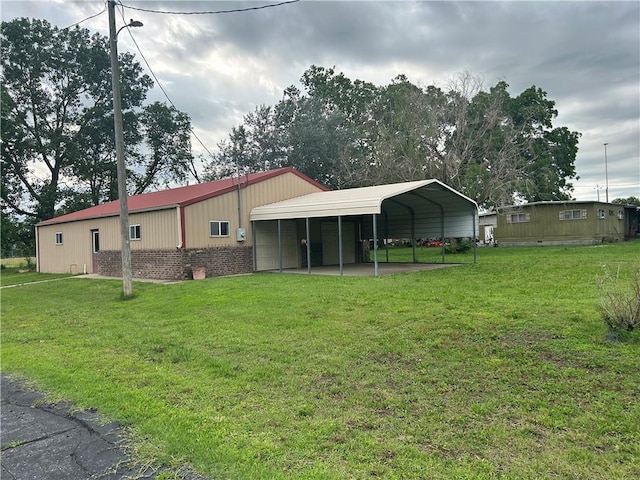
xmin=37 ymin=167 xmax=327 ymax=226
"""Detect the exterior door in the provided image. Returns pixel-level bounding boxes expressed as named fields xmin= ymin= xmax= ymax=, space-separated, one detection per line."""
xmin=484 ymin=225 xmax=494 ymax=244
xmin=91 ymin=230 xmax=100 ymax=273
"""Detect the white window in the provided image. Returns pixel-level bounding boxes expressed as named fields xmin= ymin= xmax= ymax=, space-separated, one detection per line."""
xmin=55 ymin=232 xmax=63 ymax=245
xmin=559 ymin=209 xmax=587 ymax=221
xmin=209 ymin=220 xmax=230 ymax=237
xmin=597 ymin=209 xmax=606 ymax=219
xmin=506 ymin=213 xmax=530 ymax=224
xmin=130 ymin=224 xmax=141 ymax=240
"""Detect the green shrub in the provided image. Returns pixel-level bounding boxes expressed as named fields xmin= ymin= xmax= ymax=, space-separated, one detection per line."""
xmin=23 ymin=256 xmax=35 ymax=270
xmin=445 ymin=237 xmax=473 ymax=254
xmin=596 ymin=266 xmax=640 ymax=335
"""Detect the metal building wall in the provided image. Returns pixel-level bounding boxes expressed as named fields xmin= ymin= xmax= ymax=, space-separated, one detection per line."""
xmin=36 ymin=209 xmax=179 ymax=274
xmin=496 ymin=202 xmax=626 ymax=245
xmin=184 ymin=171 xmax=325 ymax=249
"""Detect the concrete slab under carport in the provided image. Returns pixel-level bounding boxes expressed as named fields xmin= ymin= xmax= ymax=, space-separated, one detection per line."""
xmin=266 ymin=262 xmax=463 ymax=276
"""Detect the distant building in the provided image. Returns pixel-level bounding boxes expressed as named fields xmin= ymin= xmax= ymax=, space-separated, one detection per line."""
xmin=494 ymin=201 xmax=637 ymax=246
xmin=479 ymin=211 xmax=497 ymax=245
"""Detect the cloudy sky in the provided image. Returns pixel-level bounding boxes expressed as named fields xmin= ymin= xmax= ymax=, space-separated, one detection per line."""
xmin=3 ymin=0 xmax=639 ymax=201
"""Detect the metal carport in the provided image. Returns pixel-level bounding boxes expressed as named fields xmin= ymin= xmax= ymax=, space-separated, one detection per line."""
xmin=250 ymin=179 xmax=479 ymax=276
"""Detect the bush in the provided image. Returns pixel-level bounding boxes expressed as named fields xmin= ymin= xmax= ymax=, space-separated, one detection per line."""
xmin=23 ymin=256 xmax=35 ymax=270
xmin=445 ymin=237 xmax=473 ymax=254
xmin=596 ymin=266 xmax=640 ymax=335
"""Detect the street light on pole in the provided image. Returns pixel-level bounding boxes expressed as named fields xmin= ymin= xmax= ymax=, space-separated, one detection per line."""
xmin=603 ymin=142 xmax=609 ymax=204
xmin=108 ymin=0 xmax=142 ymax=298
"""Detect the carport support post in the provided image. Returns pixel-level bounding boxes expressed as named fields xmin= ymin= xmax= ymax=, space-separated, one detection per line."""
xmin=472 ymin=208 xmax=477 ymax=264
xmin=384 ymin=215 xmax=389 ymax=263
xmin=338 ymin=216 xmax=344 ymax=276
xmin=305 ymin=217 xmax=311 ymax=274
xmin=440 ymin=205 xmax=445 ymax=264
xmin=411 ymin=210 xmax=416 ymax=263
xmin=372 ymin=213 xmax=379 ymax=277
xmin=277 ymin=219 xmax=283 ymax=273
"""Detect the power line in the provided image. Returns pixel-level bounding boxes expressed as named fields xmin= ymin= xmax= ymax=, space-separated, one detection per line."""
xmin=62 ymin=4 xmax=107 ymax=30
xmin=120 ymin=0 xmax=300 ymax=16
xmin=116 ymin=5 xmax=217 ymax=175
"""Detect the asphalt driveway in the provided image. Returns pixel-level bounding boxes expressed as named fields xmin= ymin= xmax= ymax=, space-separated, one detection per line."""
xmin=1 ymin=374 xmax=206 ymax=480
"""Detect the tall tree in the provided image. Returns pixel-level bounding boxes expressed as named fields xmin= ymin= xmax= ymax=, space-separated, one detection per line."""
xmin=132 ymin=102 xmax=194 ymax=194
xmin=0 ymin=18 xmax=151 ymax=221
xmin=1 ymin=18 xmax=195 ymax=225
xmin=209 ymin=65 xmax=580 ymax=208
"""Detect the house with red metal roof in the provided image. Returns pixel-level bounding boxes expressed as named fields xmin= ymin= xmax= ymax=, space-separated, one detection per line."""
xmin=37 ymin=166 xmax=481 ymax=280
xmin=36 ymin=168 xmax=326 ymax=279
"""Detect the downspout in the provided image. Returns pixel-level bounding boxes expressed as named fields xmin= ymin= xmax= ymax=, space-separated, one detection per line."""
xmin=252 ymin=220 xmax=257 ymax=271
xmin=176 ymin=205 xmax=184 ymax=250
xmin=35 ymin=225 xmax=40 ymax=272
xmin=236 ymin=167 xmax=242 ymax=230
xmin=176 ymin=206 xmax=185 ymax=249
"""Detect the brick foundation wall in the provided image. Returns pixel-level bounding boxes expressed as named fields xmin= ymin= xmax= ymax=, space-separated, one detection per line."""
xmin=97 ymin=246 xmax=254 ymax=280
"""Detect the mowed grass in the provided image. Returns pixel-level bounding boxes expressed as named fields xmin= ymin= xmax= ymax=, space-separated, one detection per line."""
xmin=2 ymin=243 xmax=639 ymax=479
xmin=0 ymin=268 xmax=76 ymax=287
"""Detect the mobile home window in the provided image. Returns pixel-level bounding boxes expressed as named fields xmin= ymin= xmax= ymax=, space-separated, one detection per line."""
xmin=559 ymin=209 xmax=587 ymax=221
xmin=130 ymin=224 xmax=141 ymax=240
xmin=55 ymin=232 xmax=63 ymax=245
xmin=209 ymin=220 xmax=230 ymax=237
xmin=506 ymin=213 xmax=530 ymax=224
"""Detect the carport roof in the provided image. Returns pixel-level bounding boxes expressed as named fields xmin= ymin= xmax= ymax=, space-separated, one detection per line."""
xmin=250 ymin=179 xmax=477 ymax=221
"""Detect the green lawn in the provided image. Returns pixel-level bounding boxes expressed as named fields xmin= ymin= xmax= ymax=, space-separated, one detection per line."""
xmin=2 ymin=243 xmax=639 ymax=479
xmin=0 ymin=268 xmax=77 ymax=287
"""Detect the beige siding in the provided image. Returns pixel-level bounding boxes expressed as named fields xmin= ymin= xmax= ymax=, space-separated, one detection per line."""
xmin=184 ymin=171 xmax=324 ymax=248
xmin=37 ymin=208 xmax=179 ymax=273
xmin=37 ymin=171 xmax=321 ymax=273
xmin=128 ymin=209 xmax=180 ymax=250
xmin=254 ymin=220 xmax=299 ymax=271
xmin=37 ymin=218 xmax=113 ymax=274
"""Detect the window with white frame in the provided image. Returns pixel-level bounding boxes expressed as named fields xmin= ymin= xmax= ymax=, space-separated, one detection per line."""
xmin=55 ymin=232 xmax=63 ymax=245
xmin=597 ymin=209 xmax=606 ymax=219
xmin=209 ymin=220 xmax=230 ymax=237
xmin=559 ymin=209 xmax=587 ymax=221
xmin=129 ymin=224 xmax=141 ymax=240
xmin=506 ymin=213 xmax=530 ymax=224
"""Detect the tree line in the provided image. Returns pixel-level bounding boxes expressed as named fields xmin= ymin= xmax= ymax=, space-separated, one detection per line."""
xmin=1 ymin=18 xmax=197 ymax=256
xmin=204 ymin=66 xmax=581 ymax=209
xmin=2 ymin=18 xmax=584 ymax=256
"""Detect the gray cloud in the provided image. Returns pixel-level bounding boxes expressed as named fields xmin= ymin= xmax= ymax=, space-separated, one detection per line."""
xmin=2 ymin=0 xmax=638 ymax=200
